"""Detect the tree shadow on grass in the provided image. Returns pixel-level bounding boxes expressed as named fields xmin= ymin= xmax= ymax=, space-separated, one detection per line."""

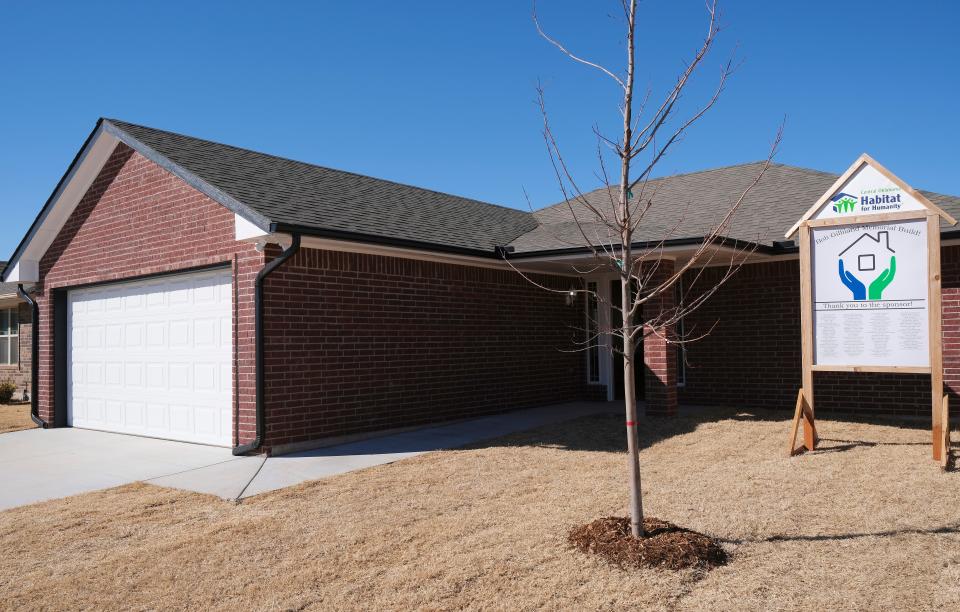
xmin=722 ymin=522 xmax=960 ymax=545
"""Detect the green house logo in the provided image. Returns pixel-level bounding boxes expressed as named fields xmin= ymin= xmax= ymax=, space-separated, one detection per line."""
xmin=831 ymin=192 xmax=857 ymax=214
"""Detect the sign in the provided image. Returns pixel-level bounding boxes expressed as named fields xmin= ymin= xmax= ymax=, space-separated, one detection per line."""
xmin=811 ymin=164 xmax=927 ymax=220
xmin=812 ymin=219 xmax=928 ymax=367
xmin=785 ymin=153 xmax=957 ymax=462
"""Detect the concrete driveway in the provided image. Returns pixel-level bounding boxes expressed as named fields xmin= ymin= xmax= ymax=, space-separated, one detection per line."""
xmin=0 ymin=402 xmax=612 ymax=511
xmin=0 ymin=428 xmax=249 ymax=511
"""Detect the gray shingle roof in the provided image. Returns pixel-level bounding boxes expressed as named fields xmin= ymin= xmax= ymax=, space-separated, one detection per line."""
xmin=106 ymin=119 xmax=537 ymax=254
xmin=509 ymin=162 xmax=960 ymax=253
xmin=102 ymin=120 xmax=960 ymax=258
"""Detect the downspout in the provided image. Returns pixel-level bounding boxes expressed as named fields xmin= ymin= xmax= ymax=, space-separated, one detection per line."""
xmin=233 ymin=233 xmax=301 ymax=455
xmin=16 ymin=284 xmax=45 ymax=428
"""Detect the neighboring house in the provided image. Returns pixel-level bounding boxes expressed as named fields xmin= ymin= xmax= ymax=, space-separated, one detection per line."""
xmin=0 ymin=266 xmax=31 ymax=401
xmin=3 ymin=119 xmax=960 ymax=453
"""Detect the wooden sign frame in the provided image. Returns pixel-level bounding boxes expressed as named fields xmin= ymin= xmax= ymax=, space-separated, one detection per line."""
xmin=786 ymin=154 xmax=956 ymax=465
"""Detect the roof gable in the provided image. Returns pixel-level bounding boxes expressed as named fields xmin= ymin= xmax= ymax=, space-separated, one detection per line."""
xmin=105 ymin=120 xmax=537 ymax=254
xmin=785 ymin=154 xmax=957 ymax=237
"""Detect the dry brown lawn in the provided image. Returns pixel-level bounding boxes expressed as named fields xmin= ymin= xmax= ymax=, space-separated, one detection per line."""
xmin=1 ymin=408 xmax=958 ymax=611
xmin=0 ymin=403 xmax=33 ymax=434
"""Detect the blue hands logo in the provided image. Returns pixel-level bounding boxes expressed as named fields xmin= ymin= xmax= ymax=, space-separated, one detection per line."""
xmin=836 ymin=231 xmax=897 ymax=301
xmin=838 ymin=256 xmax=897 ymax=301
xmin=838 ymin=259 xmax=866 ymax=300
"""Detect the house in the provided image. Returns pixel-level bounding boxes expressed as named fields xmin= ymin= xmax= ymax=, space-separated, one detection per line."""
xmin=0 ymin=266 xmax=32 ymax=403
xmin=4 ymin=118 xmax=960 ymax=454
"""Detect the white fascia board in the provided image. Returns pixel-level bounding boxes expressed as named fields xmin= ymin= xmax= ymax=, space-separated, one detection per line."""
xmin=234 ymin=213 xmax=271 ymax=241
xmin=2 ymin=127 xmax=120 ymax=283
xmin=2 ymin=260 xmax=39 ymax=284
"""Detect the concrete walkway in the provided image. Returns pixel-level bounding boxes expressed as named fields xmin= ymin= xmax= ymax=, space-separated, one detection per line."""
xmin=0 ymin=402 xmax=611 ymax=510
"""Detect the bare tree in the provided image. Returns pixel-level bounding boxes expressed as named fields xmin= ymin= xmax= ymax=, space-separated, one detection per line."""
xmin=519 ymin=0 xmax=783 ymax=538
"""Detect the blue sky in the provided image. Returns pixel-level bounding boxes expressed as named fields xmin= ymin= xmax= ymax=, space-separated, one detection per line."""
xmin=1 ymin=1 xmax=958 ymax=258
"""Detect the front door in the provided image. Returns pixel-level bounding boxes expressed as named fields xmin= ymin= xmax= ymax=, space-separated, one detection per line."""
xmin=610 ymin=280 xmax=644 ymax=400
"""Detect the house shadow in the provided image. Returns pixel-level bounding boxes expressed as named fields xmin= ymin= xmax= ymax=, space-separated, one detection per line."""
xmin=284 ymin=402 xmax=752 ymax=459
xmin=469 ymin=401 xmax=959 ymax=459
xmin=463 ymin=403 xmax=790 ymax=454
xmin=288 ymin=401 xmax=955 ymax=461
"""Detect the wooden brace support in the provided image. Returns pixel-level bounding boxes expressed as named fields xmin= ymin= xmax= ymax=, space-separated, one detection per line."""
xmin=788 ymin=388 xmax=817 ymax=456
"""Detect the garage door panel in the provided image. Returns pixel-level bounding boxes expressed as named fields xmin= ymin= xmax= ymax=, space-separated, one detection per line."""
xmin=126 ymin=401 xmax=146 ymax=427
xmin=169 ymin=404 xmax=194 ymax=434
xmin=146 ymin=364 xmax=165 ymax=388
xmin=146 ymin=402 xmax=168 ymax=432
xmin=68 ymin=268 xmax=233 ymax=446
xmin=105 ymin=362 xmax=122 ymax=385
xmin=105 ymin=400 xmax=123 ymax=425
xmin=87 ymin=363 xmax=103 ymax=385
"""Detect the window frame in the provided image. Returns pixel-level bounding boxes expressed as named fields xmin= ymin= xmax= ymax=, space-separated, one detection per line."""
xmin=0 ymin=307 xmax=19 ymax=366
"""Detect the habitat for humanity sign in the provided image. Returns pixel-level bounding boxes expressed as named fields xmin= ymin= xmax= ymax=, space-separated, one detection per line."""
xmin=812 ymin=219 xmax=929 ymax=367
xmin=812 ymin=163 xmax=928 ymax=220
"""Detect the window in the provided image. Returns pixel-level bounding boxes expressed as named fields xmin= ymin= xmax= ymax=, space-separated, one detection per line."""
xmin=586 ymin=282 xmax=601 ymax=383
xmin=0 ymin=308 xmax=18 ymax=366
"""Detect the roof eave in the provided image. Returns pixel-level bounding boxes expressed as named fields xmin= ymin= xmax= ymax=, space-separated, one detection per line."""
xmin=504 ymin=235 xmax=788 ymax=260
xmin=270 ymin=222 xmax=503 ymax=259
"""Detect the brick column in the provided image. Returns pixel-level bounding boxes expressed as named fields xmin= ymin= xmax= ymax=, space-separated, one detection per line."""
xmin=643 ymin=261 xmax=678 ymax=416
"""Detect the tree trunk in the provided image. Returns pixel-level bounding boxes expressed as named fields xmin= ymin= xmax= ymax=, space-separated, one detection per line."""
xmin=622 ymin=274 xmax=644 ymax=538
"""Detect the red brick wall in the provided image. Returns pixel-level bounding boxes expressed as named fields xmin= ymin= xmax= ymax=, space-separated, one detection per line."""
xmin=679 ymin=251 xmax=960 ymax=417
xmin=260 ymin=247 xmax=590 ymax=449
xmin=643 ymin=262 xmax=678 ymax=415
xmin=35 ymin=144 xmax=264 ymax=442
xmin=940 ymin=245 xmax=960 ymax=406
xmin=678 ymin=260 xmax=802 ymax=410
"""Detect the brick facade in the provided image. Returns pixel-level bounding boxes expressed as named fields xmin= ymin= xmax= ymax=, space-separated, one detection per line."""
xmin=643 ymin=262 xmax=678 ymax=415
xmin=679 ymin=251 xmax=960 ymax=418
xmin=34 ymin=144 xmax=264 ymax=442
xmin=260 ymin=247 xmax=591 ymax=450
xmin=23 ymin=138 xmax=960 ymax=451
xmin=0 ymin=302 xmax=32 ymax=400
xmin=29 ymin=145 xmax=596 ymax=451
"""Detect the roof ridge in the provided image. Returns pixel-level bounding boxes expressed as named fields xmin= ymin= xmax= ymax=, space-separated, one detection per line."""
xmin=104 ymin=118 xmax=531 ymax=217
xmin=534 ymin=160 xmax=847 ymax=213
xmin=533 ymin=161 xmax=767 ymax=212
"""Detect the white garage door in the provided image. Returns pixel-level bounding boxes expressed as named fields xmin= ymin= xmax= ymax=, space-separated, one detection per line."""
xmin=68 ymin=268 xmax=233 ymax=446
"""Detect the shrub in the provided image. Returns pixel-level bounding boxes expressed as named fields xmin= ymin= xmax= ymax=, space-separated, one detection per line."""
xmin=0 ymin=381 xmax=15 ymax=404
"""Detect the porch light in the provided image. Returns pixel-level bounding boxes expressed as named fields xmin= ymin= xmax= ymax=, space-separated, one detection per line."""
xmin=565 ymin=287 xmax=577 ymax=306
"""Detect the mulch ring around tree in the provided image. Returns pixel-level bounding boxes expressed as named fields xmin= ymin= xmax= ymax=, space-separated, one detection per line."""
xmin=568 ymin=516 xmax=728 ymax=571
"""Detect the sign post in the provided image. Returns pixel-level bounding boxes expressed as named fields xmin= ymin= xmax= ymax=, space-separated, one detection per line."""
xmin=785 ymin=154 xmax=956 ymax=465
